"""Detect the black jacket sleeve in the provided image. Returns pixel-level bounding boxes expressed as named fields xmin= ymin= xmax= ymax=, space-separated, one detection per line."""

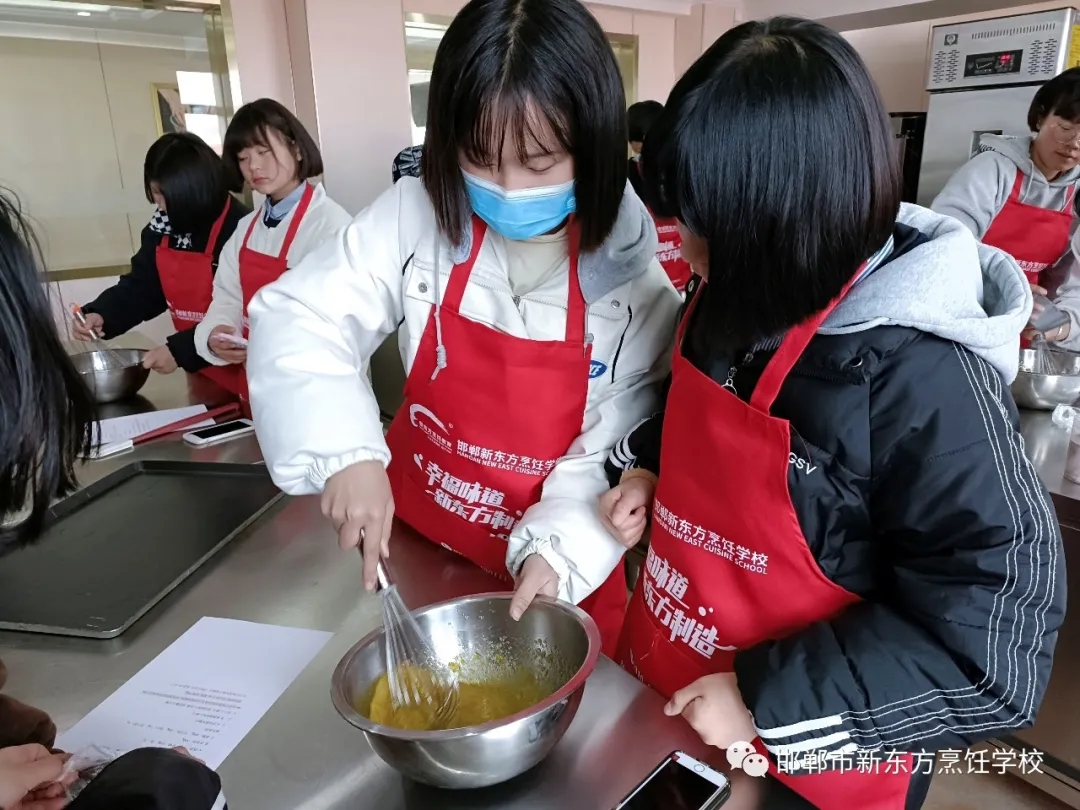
xmin=68 ymin=747 xmax=225 ymax=809
xmin=83 ymin=226 xmax=167 ymax=338
xmin=734 ymin=342 xmax=1065 ymax=767
xmin=166 ymin=328 xmax=207 ymax=373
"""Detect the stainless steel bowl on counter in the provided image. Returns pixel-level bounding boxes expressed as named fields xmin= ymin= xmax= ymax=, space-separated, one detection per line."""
xmin=69 ymin=349 xmax=150 ymax=404
xmin=1011 ymin=348 xmax=1080 ymax=410
xmin=331 ymin=593 xmax=600 ymax=789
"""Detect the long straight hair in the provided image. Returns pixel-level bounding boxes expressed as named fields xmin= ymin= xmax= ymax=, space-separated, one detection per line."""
xmin=0 ymin=191 xmax=96 ymax=552
xmin=642 ymin=17 xmax=902 ymax=348
xmin=421 ymin=0 xmax=628 ymax=251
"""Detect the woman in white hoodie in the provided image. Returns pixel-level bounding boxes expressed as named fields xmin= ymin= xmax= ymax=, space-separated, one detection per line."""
xmin=246 ymin=0 xmax=681 ymax=654
xmin=933 ymin=68 xmax=1080 ymax=341
xmin=193 ymin=99 xmax=351 ymax=403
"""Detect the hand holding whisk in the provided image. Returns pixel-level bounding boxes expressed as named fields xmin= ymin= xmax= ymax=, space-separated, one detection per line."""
xmin=71 ymin=305 xmax=136 ymax=370
xmin=376 ymin=561 xmax=459 ymax=729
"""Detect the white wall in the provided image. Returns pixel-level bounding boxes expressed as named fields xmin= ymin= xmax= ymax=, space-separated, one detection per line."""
xmin=0 ymin=37 xmax=211 ymax=270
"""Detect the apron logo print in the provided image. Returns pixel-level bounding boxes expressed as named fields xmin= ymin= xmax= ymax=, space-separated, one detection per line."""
xmin=409 ymin=404 xmax=452 ymax=452
xmin=642 ymin=547 xmax=734 ymax=660
xmin=422 ymin=459 xmax=520 ymax=535
xmin=727 ymin=741 xmax=769 ymax=778
xmin=654 ymin=500 xmax=769 ymax=575
xmin=589 ymin=360 xmax=608 ymax=379
xmin=455 ymin=440 xmax=556 ymax=477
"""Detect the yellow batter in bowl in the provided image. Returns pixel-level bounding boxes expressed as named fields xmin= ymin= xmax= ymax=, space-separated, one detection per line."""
xmin=365 ymin=665 xmax=550 ymax=731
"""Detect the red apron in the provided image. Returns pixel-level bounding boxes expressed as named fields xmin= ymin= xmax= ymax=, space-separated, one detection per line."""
xmin=634 ymin=164 xmax=692 ymax=291
xmin=654 ymin=217 xmax=692 ymax=292
xmin=157 ymin=203 xmax=243 ymax=396
xmin=385 ymin=217 xmax=628 ymax=657
xmin=982 ymin=171 xmax=1076 ymax=285
xmin=617 ymin=277 xmax=914 ymax=810
xmin=235 ymin=182 xmax=315 ymax=402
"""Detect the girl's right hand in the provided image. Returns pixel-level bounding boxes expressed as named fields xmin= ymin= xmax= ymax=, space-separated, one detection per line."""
xmin=321 ymin=461 xmax=395 ymax=591
xmin=599 ymin=475 xmax=656 ymax=548
xmin=72 ymin=311 xmax=104 ymax=341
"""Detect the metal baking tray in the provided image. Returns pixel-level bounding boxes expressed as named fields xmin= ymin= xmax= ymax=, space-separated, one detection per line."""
xmin=0 ymin=461 xmax=283 ymax=638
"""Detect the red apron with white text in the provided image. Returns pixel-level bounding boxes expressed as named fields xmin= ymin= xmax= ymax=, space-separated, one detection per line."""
xmin=385 ymin=217 xmax=628 ymax=657
xmin=236 ymin=182 xmax=315 ymax=403
xmin=653 ymin=216 xmax=692 ymax=292
xmin=157 ymin=203 xmax=243 ymax=396
xmin=634 ymin=164 xmax=692 ymax=291
xmin=983 ymin=171 xmax=1076 ymax=285
xmin=616 ymin=277 xmax=914 ymax=810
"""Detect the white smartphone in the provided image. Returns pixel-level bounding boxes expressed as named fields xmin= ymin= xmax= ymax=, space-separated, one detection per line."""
xmin=182 ymin=419 xmax=256 ymax=447
xmin=216 ymin=332 xmax=248 ymax=348
xmin=614 ymin=751 xmax=731 ymax=810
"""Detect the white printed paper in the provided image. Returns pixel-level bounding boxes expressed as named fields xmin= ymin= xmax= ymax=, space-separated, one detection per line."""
xmin=57 ymin=617 xmax=333 ymax=768
xmin=91 ymin=405 xmax=214 ymax=447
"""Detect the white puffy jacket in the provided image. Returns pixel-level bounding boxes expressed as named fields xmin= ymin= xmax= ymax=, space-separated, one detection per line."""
xmin=247 ymin=177 xmax=681 ymax=604
xmin=193 ymin=182 xmax=352 ymax=364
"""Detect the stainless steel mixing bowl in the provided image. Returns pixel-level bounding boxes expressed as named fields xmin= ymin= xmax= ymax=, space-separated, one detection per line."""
xmin=1012 ymin=348 xmax=1080 ymax=410
xmin=331 ymin=593 xmax=600 ymax=789
xmin=69 ymin=349 xmax=150 ymax=404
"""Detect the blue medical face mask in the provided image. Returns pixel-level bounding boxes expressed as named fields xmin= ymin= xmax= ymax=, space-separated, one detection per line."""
xmin=462 ymin=171 xmax=576 ymax=241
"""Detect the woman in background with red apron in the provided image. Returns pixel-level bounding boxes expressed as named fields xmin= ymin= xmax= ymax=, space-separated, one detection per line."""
xmin=601 ymin=18 xmax=1063 ymax=810
xmin=934 ymin=68 xmax=1080 ymax=344
xmin=628 ymin=100 xmax=693 ymax=292
xmin=74 ymin=133 xmax=248 ymax=386
xmin=193 ymin=99 xmax=351 ymax=407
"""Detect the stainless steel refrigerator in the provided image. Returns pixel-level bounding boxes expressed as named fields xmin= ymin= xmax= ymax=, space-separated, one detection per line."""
xmin=916 ymin=8 xmax=1080 ymax=208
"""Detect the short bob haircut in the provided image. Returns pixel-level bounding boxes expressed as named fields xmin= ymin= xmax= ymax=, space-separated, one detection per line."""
xmin=421 ymin=0 xmax=628 ymax=251
xmin=223 ymin=98 xmax=324 ymax=185
xmin=1029 ymin=67 xmax=1080 ymax=130
xmin=628 ymin=100 xmax=665 ymax=144
xmin=144 ymin=132 xmax=238 ymax=233
xmin=642 ymin=17 xmax=902 ymax=347
xmin=0 ymin=190 xmax=95 ymax=553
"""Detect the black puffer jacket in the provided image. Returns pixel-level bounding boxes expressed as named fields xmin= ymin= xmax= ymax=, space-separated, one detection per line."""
xmin=607 ymin=213 xmax=1065 ymax=802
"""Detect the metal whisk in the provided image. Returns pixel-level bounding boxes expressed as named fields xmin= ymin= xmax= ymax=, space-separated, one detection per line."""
xmin=1032 ymin=333 xmax=1064 ymax=376
xmin=72 ymin=305 xmax=137 ymax=370
xmin=376 ymin=562 xmax=459 ymax=729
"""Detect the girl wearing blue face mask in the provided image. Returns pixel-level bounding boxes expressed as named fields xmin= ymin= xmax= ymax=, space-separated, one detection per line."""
xmin=244 ymin=0 xmax=681 ymax=655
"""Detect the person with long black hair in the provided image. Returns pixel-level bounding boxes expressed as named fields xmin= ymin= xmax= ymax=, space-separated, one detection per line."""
xmin=600 ymin=17 xmax=1063 ymax=810
xmin=73 ymin=133 xmax=249 ymax=389
xmin=0 ymin=192 xmax=229 ymax=808
xmin=246 ymin=0 xmax=681 ymax=656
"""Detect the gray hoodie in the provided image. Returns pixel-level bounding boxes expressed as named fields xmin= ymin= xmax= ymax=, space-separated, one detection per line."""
xmin=821 ymin=204 xmax=1031 ymax=382
xmin=931 ymin=134 xmax=1080 ymax=242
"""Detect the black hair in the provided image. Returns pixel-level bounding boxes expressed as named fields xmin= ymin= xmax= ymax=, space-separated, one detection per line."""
xmin=1029 ymin=67 xmax=1080 ymax=130
xmin=421 ymin=0 xmax=627 ymax=251
xmin=144 ymin=132 xmax=239 ymax=234
xmin=628 ymin=100 xmax=664 ymax=143
xmin=642 ymin=17 xmax=901 ymax=348
xmin=0 ymin=190 xmax=96 ymax=553
xmin=223 ymin=99 xmax=324 ymax=185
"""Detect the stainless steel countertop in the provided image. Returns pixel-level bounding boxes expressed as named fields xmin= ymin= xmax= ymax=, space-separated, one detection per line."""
xmin=0 ymin=369 xmax=806 ymax=810
xmin=1019 ymin=409 xmax=1080 ymax=504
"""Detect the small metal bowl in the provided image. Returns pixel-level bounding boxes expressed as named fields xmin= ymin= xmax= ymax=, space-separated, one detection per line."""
xmin=1012 ymin=348 xmax=1080 ymax=410
xmin=331 ymin=593 xmax=600 ymax=789
xmin=69 ymin=349 xmax=150 ymax=404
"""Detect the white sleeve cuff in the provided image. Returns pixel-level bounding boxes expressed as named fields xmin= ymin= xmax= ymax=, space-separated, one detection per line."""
xmin=509 ymin=535 xmax=572 ymax=602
